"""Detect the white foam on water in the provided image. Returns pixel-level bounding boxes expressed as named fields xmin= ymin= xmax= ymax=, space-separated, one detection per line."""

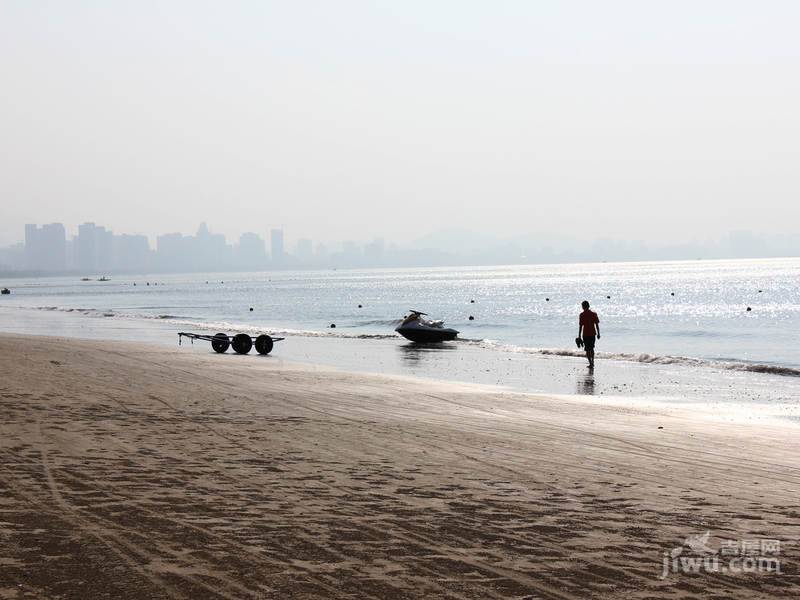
xmin=28 ymin=304 xmax=800 ymax=378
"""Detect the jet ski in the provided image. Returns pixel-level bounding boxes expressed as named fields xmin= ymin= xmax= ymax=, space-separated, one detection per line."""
xmin=395 ymin=310 xmax=459 ymax=343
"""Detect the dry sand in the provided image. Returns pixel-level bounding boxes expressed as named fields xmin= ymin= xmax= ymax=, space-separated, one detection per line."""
xmin=0 ymin=334 xmax=797 ymax=599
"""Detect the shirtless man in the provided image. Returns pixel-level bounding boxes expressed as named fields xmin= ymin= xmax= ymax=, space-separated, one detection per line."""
xmin=578 ymin=300 xmax=600 ymax=369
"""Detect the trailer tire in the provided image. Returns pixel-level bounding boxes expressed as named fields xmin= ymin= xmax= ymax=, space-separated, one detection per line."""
xmin=232 ymin=333 xmax=252 ymax=354
xmin=211 ymin=333 xmax=230 ymax=353
xmin=255 ymin=334 xmax=273 ymax=355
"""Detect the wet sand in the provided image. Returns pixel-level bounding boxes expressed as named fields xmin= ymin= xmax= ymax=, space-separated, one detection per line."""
xmin=0 ymin=334 xmax=798 ymax=599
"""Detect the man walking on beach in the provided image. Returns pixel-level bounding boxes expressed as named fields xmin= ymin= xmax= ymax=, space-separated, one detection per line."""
xmin=578 ymin=300 xmax=600 ymax=369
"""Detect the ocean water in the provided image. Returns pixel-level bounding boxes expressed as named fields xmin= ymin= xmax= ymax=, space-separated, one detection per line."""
xmin=1 ymin=258 xmax=799 ymax=377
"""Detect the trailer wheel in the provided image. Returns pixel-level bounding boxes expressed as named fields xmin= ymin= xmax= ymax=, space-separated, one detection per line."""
xmin=232 ymin=333 xmax=252 ymax=354
xmin=255 ymin=334 xmax=273 ymax=355
xmin=211 ymin=333 xmax=230 ymax=353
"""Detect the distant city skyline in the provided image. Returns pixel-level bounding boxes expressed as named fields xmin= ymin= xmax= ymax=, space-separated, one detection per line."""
xmin=2 ymin=219 xmax=798 ymax=275
xmin=7 ymin=220 xmax=399 ymax=274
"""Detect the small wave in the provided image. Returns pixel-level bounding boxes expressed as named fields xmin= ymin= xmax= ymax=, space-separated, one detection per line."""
xmin=128 ymin=313 xmax=194 ymax=321
xmin=453 ymin=322 xmax=514 ymax=329
xmin=477 ymin=343 xmax=800 ymax=377
xmin=246 ymin=326 xmax=398 ymax=341
xmin=23 ymin=305 xmax=800 ymax=377
xmin=353 ymin=319 xmax=403 ymax=327
xmin=35 ymin=306 xmax=113 ymax=317
xmin=34 ymin=305 xmax=190 ymax=321
xmin=135 ymin=317 xmax=402 ymax=341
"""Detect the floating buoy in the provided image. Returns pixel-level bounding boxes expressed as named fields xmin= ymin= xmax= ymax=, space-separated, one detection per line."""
xmin=470 ymin=299 xmax=475 ymax=303
xmin=468 ymin=315 xmax=474 ymax=321
xmin=758 ymin=290 xmax=763 ymax=293
xmin=545 ymin=298 xmax=550 ymax=302
xmin=249 ymin=307 xmax=254 ymax=312
xmin=358 ymin=304 xmax=362 ymax=308
xmin=606 ymin=295 xmax=611 ymax=299
xmin=146 ymin=282 xmax=150 ymax=286
xmin=746 ymin=307 xmax=752 ymax=312
xmin=133 ymin=283 xmax=136 ymax=286
xmin=670 ymin=292 xmax=675 ymax=296
xmin=330 ymin=323 xmax=336 ymax=328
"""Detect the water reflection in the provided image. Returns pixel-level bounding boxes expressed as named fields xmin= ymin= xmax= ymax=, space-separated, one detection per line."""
xmin=397 ymin=342 xmax=457 ymax=365
xmin=576 ymin=370 xmax=596 ymax=395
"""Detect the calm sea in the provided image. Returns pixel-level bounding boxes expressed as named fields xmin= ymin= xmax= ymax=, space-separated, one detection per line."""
xmin=1 ymin=257 xmax=799 ymax=376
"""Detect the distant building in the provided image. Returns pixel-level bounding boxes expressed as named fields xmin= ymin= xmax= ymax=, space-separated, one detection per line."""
xmin=270 ymin=229 xmax=285 ymax=263
xmin=95 ymin=226 xmax=114 ymax=272
xmin=364 ymin=238 xmax=385 ymax=262
xmin=65 ymin=238 xmax=75 ymax=270
xmin=237 ymin=232 xmax=266 ymax=270
xmin=25 ymin=223 xmax=66 ymax=272
xmin=194 ymin=222 xmax=229 ymax=271
xmin=0 ymin=243 xmax=25 ymax=272
xmin=113 ymin=234 xmax=151 ymax=272
xmin=296 ymin=238 xmax=313 ymax=261
xmin=155 ymin=223 xmax=232 ymax=272
xmin=342 ymin=241 xmax=361 ymax=260
xmin=156 ymin=232 xmax=192 ymax=272
xmin=77 ymin=222 xmax=98 ymax=272
xmin=74 ymin=222 xmax=117 ymax=273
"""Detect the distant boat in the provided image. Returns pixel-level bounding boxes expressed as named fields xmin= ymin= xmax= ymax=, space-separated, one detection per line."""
xmin=80 ymin=277 xmax=90 ymax=281
xmin=97 ymin=277 xmax=111 ymax=282
xmin=1 ymin=288 xmax=10 ymax=295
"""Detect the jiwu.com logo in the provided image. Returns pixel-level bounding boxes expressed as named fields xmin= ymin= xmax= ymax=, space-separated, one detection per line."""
xmin=660 ymin=531 xmax=782 ymax=579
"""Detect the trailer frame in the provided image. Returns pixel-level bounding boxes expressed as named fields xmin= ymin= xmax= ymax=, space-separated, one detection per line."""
xmin=178 ymin=331 xmax=285 ymax=355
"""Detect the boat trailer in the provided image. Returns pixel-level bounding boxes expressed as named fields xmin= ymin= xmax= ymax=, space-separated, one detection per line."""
xmin=178 ymin=332 xmax=285 ymax=355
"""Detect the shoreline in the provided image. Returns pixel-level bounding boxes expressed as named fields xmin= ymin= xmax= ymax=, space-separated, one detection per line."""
xmin=1 ymin=333 xmax=798 ymax=598
xmin=1 ymin=305 xmax=799 ymax=426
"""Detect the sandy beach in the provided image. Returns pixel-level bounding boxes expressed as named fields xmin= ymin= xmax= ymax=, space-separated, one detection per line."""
xmin=0 ymin=334 xmax=797 ymax=599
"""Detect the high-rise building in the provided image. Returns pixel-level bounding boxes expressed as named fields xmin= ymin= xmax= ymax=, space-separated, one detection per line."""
xmin=113 ymin=234 xmax=151 ymax=271
xmin=270 ymin=229 xmax=285 ymax=263
xmin=364 ymin=238 xmax=385 ymax=262
xmin=296 ymin=238 xmax=313 ymax=261
xmin=155 ymin=224 xmax=232 ymax=272
xmin=156 ymin=232 xmax=191 ymax=272
xmin=77 ymin=222 xmax=98 ymax=272
xmin=75 ymin=222 xmax=116 ymax=273
xmin=194 ymin=222 xmax=230 ymax=271
xmin=0 ymin=242 xmax=26 ymax=272
xmin=342 ymin=241 xmax=361 ymax=260
xmin=95 ymin=226 xmax=114 ymax=272
xmin=237 ymin=232 xmax=266 ymax=270
xmin=24 ymin=223 xmax=66 ymax=272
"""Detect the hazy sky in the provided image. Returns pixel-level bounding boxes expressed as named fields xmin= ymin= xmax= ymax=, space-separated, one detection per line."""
xmin=2 ymin=1 xmax=799 ymax=247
